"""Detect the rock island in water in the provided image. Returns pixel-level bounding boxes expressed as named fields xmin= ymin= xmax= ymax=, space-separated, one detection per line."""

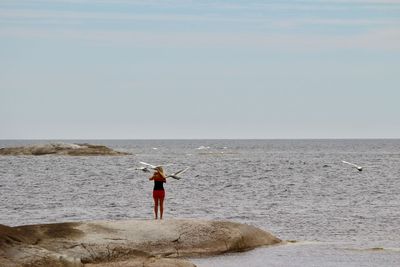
xmin=0 ymin=143 xmax=130 ymax=156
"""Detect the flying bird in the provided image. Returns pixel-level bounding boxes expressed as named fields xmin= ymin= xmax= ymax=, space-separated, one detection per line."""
xmin=139 ymin=161 xmax=173 ymax=170
xmin=133 ymin=161 xmax=189 ymax=180
xmin=166 ymin=167 xmax=190 ymax=180
xmin=342 ymin=160 xmax=363 ymax=171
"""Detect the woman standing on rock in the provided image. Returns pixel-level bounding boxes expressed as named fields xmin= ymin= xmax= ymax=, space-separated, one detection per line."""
xmin=149 ymin=166 xmax=166 ymax=219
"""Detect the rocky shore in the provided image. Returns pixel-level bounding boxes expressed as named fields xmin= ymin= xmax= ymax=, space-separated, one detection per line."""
xmin=0 ymin=143 xmax=130 ymax=156
xmin=0 ymin=219 xmax=281 ymax=267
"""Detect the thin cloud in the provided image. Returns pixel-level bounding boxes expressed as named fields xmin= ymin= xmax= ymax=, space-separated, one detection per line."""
xmin=1 ymin=26 xmax=399 ymax=51
xmin=3 ymin=0 xmax=400 ymax=11
xmin=3 ymin=0 xmax=400 ymax=4
xmin=1 ymin=0 xmax=399 ymax=51
xmin=0 ymin=9 xmax=218 ymax=22
xmin=2 ymin=0 xmax=400 ymax=25
xmin=1 ymin=9 xmax=399 ymax=27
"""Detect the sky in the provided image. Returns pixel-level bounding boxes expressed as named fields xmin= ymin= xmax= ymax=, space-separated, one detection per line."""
xmin=0 ymin=0 xmax=399 ymax=139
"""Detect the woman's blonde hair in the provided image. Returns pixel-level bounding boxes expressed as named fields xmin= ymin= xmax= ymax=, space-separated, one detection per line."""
xmin=155 ymin=166 xmax=166 ymax=178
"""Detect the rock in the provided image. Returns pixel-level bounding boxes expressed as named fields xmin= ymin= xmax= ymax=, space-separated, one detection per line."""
xmin=0 ymin=223 xmax=83 ymax=267
xmin=0 ymin=143 xmax=130 ymax=156
xmin=0 ymin=219 xmax=281 ymax=266
xmin=85 ymin=257 xmax=196 ymax=267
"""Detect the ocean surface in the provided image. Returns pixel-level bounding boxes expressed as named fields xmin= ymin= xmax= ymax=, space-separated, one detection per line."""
xmin=1 ymin=139 xmax=400 ymax=266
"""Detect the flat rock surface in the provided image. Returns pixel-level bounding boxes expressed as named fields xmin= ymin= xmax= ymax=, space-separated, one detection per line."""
xmin=0 ymin=219 xmax=281 ymax=267
xmin=0 ymin=143 xmax=130 ymax=156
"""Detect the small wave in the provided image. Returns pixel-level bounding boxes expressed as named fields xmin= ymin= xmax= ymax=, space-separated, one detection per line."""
xmin=196 ymin=146 xmax=210 ymax=150
xmin=198 ymin=151 xmax=239 ymax=155
xmin=344 ymin=247 xmax=400 ymax=253
xmin=283 ymin=240 xmax=324 ymax=246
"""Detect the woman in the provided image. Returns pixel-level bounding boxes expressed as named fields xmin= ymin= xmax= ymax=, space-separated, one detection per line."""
xmin=149 ymin=166 xmax=166 ymax=219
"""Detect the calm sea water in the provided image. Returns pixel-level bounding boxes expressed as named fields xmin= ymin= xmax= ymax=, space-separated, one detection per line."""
xmin=1 ymin=139 xmax=400 ymax=266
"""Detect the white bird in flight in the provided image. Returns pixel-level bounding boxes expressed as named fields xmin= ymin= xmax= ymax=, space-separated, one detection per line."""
xmin=134 ymin=161 xmax=189 ymax=180
xmin=165 ymin=167 xmax=190 ymax=180
xmin=342 ymin=160 xmax=363 ymax=171
xmin=139 ymin=161 xmax=173 ymax=170
xmin=127 ymin=162 xmax=166 ymax=172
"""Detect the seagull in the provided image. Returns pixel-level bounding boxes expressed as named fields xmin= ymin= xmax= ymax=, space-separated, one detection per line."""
xmin=166 ymin=167 xmax=190 ymax=180
xmin=342 ymin=160 xmax=363 ymax=171
xmin=139 ymin=161 xmax=173 ymax=170
xmin=136 ymin=162 xmax=189 ymax=180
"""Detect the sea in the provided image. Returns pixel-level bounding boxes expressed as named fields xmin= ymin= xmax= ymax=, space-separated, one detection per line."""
xmin=1 ymin=139 xmax=399 ymax=266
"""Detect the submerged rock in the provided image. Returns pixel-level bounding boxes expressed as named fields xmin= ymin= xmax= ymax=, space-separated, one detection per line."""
xmin=0 ymin=219 xmax=281 ymax=267
xmin=0 ymin=143 xmax=130 ymax=156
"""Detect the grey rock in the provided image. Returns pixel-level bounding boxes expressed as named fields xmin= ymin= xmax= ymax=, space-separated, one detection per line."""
xmin=1 ymin=219 xmax=281 ymax=267
xmin=0 ymin=143 xmax=130 ymax=156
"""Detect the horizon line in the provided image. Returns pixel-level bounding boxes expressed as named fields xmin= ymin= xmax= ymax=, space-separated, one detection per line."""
xmin=1 ymin=138 xmax=399 ymax=141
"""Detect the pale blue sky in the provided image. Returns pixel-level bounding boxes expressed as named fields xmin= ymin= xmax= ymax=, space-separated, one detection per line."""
xmin=0 ymin=0 xmax=399 ymax=139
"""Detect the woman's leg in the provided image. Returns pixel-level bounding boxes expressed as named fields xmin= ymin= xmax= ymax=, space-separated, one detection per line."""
xmin=153 ymin=197 xmax=159 ymax=219
xmin=159 ymin=197 xmax=164 ymax=219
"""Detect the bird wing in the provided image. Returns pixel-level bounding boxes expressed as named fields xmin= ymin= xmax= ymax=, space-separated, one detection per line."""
xmin=166 ymin=167 xmax=189 ymax=179
xmin=139 ymin=161 xmax=157 ymax=169
xmin=168 ymin=176 xmax=181 ymax=180
xmin=342 ymin=161 xmax=360 ymax=168
xmin=173 ymin=167 xmax=190 ymax=176
xmin=139 ymin=161 xmax=174 ymax=169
